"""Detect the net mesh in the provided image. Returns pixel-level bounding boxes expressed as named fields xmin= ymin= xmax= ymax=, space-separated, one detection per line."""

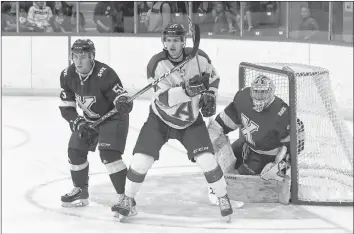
xmin=241 ymin=63 xmax=353 ymax=203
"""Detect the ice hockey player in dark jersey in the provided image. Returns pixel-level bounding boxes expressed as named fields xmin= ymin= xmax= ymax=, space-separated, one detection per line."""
xmin=111 ymin=23 xmax=233 ymax=222
xmin=207 ymin=74 xmax=305 ymax=204
xmin=58 ymin=39 xmax=136 ymax=215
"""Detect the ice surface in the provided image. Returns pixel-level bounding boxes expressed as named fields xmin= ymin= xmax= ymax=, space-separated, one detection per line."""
xmin=2 ymin=96 xmax=353 ymax=233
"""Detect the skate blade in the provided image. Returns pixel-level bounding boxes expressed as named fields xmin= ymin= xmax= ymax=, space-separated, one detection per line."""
xmin=114 ymin=212 xmax=129 ymax=223
xmin=113 ymin=208 xmax=138 ymax=222
xmin=231 ymin=200 xmax=244 ymax=208
xmin=222 ymin=215 xmax=232 ymax=223
xmin=129 ymin=207 xmax=138 ymax=217
xmin=61 ymin=199 xmax=89 ymax=208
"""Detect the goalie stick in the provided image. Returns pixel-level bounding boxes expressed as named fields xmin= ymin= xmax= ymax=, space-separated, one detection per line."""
xmin=90 ymin=24 xmax=201 ymax=130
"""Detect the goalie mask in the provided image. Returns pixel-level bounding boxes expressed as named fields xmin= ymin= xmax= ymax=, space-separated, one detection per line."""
xmin=161 ymin=23 xmax=187 ymax=50
xmin=250 ymin=75 xmax=275 ymax=112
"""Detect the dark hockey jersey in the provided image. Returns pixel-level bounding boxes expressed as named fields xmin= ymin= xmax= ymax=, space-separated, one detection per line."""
xmin=216 ymin=87 xmax=292 ymax=155
xmin=59 ymin=60 xmax=127 ymax=123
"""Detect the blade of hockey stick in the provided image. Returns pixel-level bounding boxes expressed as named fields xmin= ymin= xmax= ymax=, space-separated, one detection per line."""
xmin=91 ymin=24 xmax=200 ymax=129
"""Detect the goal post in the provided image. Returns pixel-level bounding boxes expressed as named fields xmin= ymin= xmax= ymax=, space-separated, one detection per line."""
xmin=238 ymin=62 xmax=353 ymax=206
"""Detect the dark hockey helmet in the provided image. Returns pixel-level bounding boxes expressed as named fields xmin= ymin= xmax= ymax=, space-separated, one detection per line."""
xmin=71 ymin=39 xmax=96 ymax=60
xmin=250 ymin=74 xmax=275 ymax=112
xmin=161 ymin=23 xmax=187 ymax=49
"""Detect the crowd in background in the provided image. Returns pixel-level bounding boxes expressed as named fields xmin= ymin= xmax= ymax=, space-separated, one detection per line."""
xmin=1 ymin=1 xmax=353 ymax=43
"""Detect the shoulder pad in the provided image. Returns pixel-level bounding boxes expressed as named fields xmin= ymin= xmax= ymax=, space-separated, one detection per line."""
xmin=152 ymin=51 xmax=167 ymax=62
xmin=196 ymin=49 xmax=211 ymax=63
xmin=147 ymin=51 xmax=167 ymax=77
xmin=277 ymin=101 xmax=289 ymax=116
xmin=62 ymin=67 xmax=68 ymax=77
xmin=61 ymin=65 xmax=72 ymax=77
xmin=278 ymin=105 xmax=287 ymax=116
xmin=233 ymin=87 xmax=250 ymax=103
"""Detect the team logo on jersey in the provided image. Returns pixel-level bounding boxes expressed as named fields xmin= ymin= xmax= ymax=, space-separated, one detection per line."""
xmin=241 ymin=113 xmax=259 ymax=146
xmin=75 ymin=94 xmax=100 ymax=118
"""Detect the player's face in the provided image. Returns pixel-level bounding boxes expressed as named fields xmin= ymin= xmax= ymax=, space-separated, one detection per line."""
xmin=72 ymin=52 xmax=92 ymax=74
xmin=165 ymin=36 xmax=183 ymax=59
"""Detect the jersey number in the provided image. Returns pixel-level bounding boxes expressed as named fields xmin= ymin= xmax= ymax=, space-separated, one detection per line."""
xmin=75 ymin=94 xmax=100 ymax=118
xmin=241 ymin=113 xmax=259 ymax=146
xmin=112 ymin=83 xmax=125 ymax=95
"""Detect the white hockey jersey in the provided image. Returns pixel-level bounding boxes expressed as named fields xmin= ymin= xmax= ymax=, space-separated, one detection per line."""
xmin=147 ymin=48 xmax=220 ymax=129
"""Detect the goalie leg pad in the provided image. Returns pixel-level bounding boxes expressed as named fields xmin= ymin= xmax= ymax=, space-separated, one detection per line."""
xmin=209 ymin=128 xmax=236 ymax=173
xmin=207 ymin=118 xmax=224 ymax=143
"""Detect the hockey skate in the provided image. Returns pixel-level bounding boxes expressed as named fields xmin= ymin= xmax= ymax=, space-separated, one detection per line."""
xmin=61 ymin=186 xmax=89 ymax=207
xmin=111 ymin=194 xmax=137 ymax=221
xmin=218 ymin=194 xmax=233 ymax=223
xmin=208 ymin=187 xmax=244 ymax=209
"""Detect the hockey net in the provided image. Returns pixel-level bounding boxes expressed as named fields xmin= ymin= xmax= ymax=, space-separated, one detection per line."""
xmin=239 ymin=62 xmax=353 ymax=205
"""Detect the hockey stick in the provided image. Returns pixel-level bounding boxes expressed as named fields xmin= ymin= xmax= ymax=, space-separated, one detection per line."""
xmin=90 ymin=24 xmax=200 ymax=129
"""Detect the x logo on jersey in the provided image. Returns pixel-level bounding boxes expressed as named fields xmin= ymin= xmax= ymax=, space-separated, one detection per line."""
xmin=241 ymin=113 xmax=259 ymax=146
xmin=75 ymin=94 xmax=99 ymax=118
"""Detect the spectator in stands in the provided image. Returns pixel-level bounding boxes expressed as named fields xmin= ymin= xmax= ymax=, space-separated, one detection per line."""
xmin=211 ymin=2 xmax=228 ymax=34
xmin=137 ymin=1 xmax=150 ymax=33
xmin=1 ymin=1 xmax=17 ymax=32
xmin=16 ymin=2 xmax=34 ymax=32
xmin=71 ymin=11 xmax=86 ymax=32
xmin=93 ymin=1 xmax=123 ymax=33
xmin=192 ymin=2 xmax=212 ymax=32
xmin=113 ymin=2 xmax=125 ymax=32
xmin=298 ymin=5 xmax=319 ymax=40
xmin=50 ymin=1 xmax=73 ymax=32
xmin=225 ymin=2 xmax=253 ymax=33
xmin=146 ymin=1 xmax=171 ymax=33
xmin=27 ymin=1 xmax=54 ymax=32
xmin=170 ymin=1 xmax=188 ymax=26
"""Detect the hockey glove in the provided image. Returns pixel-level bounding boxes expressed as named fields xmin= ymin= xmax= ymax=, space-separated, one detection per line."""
xmin=182 ymin=72 xmax=210 ymax=97
xmin=114 ymin=95 xmax=133 ymax=115
xmin=199 ymin=91 xmax=216 ymax=117
xmin=70 ymin=116 xmax=98 ymax=144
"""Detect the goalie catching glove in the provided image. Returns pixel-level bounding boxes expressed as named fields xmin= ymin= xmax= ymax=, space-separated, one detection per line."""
xmin=260 ymin=146 xmax=290 ymax=181
xmin=70 ymin=116 xmax=98 ymax=145
xmin=182 ymin=72 xmax=210 ymax=97
xmin=199 ymin=90 xmax=216 ymax=117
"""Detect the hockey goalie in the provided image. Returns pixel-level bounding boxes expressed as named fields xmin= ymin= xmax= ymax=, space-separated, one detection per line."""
xmin=207 ymin=74 xmax=305 ymax=205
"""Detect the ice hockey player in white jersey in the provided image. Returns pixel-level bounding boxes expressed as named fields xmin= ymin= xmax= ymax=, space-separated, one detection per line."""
xmin=207 ymin=74 xmax=305 ymax=204
xmin=111 ymin=23 xmax=233 ymax=221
